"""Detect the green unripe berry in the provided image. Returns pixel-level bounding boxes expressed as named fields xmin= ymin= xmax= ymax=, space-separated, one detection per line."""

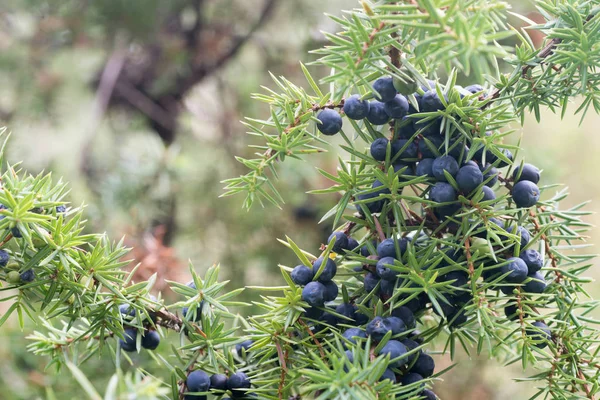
xmin=393 ymin=68 xmax=418 ymax=95
xmin=6 ymin=270 xmax=20 ymax=284
xmin=6 ymin=261 xmax=19 ymax=270
xmin=471 ymin=237 xmax=492 ymax=256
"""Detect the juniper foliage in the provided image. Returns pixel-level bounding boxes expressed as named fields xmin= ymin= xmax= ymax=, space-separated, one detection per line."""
xmin=2 ymin=1 xmax=600 ymax=399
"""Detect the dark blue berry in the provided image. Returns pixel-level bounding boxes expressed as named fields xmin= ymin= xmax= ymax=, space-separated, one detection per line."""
xmin=520 ymin=249 xmax=543 ymax=274
xmin=512 ymin=180 xmax=540 ymax=208
xmin=187 ymin=370 xmax=211 ymax=393
xmin=119 ymin=304 xmax=136 ymax=318
xmin=0 ymin=250 xmax=9 ymax=267
xmin=322 ymin=280 xmax=339 ymax=302
xmin=416 ymin=158 xmax=435 ymax=177
xmin=524 ymin=271 xmax=546 ymax=294
xmin=418 ymin=137 xmax=443 ymax=158
xmin=432 ymin=156 xmax=459 ymax=182
xmin=342 ymin=328 xmax=367 ymax=345
xmin=380 ymin=368 xmax=397 ymax=383
xmin=400 ymin=372 xmax=424 ymax=387
xmin=343 ymin=94 xmax=370 ymax=120
xmin=380 ymin=278 xmax=397 ymax=297
xmin=384 ymin=94 xmax=409 ymax=118
xmin=429 ymin=182 xmax=457 ymax=203
xmin=456 ymin=164 xmax=483 ymax=194
xmin=366 ymin=316 xmax=393 ymax=342
xmin=367 ymin=101 xmax=391 ymax=125
xmin=526 ymin=321 xmax=551 ymax=348
xmin=210 ymin=374 xmax=229 ymax=391
xmin=465 ymin=84 xmax=484 ymax=94
xmin=364 ymin=272 xmax=380 ymax=293
xmin=327 ymin=231 xmax=349 ymax=253
xmin=373 ymin=77 xmax=397 ymax=102
xmin=291 ymin=265 xmax=314 ymax=286
xmin=391 ymin=306 xmax=415 ymax=329
xmin=500 ymin=257 xmax=528 ymax=284
xmin=11 ymin=227 xmax=22 ymax=238
xmin=377 ymin=237 xmax=407 ymax=259
xmin=236 ymin=340 xmax=254 ymax=355
xmin=316 ymin=109 xmax=342 ymax=135
xmin=480 ymin=164 xmax=498 ymax=187
xmin=421 ymin=90 xmax=445 ymax=112
xmin=422 ymin=389 xmax=438 ymax=400
xmin=56 ymin=205 xmax=66 ymax=213
xmin=380 ymin=339 xmax=408 ymax=367
xmin=392 ymin=139 xmax=418 ymax=160
xmin=302 ymin=282 xmax=326 ymax=307
xmin=376 ymin=257 xmax=398 ymax=281
xmin=481 ymin=186 xmax=496 ymax=202
xmin=20 ymin=269 xmax=35 ymax=282
xmin=227 ymin=372 xmax=251 ymax=397
xmin=386 ymin=316 xmax=406 ymax=335
xmin=410 ymin=353 xmax=435 ymax=377
xmin=141 ymin=330 xmax=160 ymax=350
xmin=120 ymin=328 xmax=137 ymax=352
xmin=312 ymin=257 xmax=337 ymax=282
xmin=336 ymin=303 xmax=357 ymax=322
xmin=513 ymin=163 xmax=540 ymax=184
xmin=370 ymin=138 xmax=390 ymax=161
xmin=504 ymin=303 xmax=525 ymax=321
xmin=346 ymin=237 xmax=359 ymax=252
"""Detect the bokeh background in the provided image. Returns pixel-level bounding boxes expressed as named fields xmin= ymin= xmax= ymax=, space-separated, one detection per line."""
xmin=0 ymin=1 xmax=597 ymax=399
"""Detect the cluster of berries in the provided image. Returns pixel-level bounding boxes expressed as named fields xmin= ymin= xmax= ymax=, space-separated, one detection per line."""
xmin=118 ymin=299 xmax=160 ymax=352
xmin=185 ymin=370 xmax=253 ymax=400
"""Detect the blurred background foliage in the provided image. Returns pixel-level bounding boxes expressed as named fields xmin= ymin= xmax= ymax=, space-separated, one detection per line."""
xmin=0 ymin=0 xmax=597 ymax=399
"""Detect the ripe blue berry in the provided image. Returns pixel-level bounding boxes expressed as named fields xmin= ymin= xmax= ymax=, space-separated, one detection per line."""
xmin=327 ymin=231 xmax=349 ymax=253
xmin=380 ymin=368 xmax=397 ymax=383
xmin=316 ymin=109 xmax=342 ymax=135
xmin=11 ymin=227 xmax=22 ymax=238
xmin=519 ymin=249 xmax=543 ymax=274
xmin=210 ymin=374 xmax=229 ymax=391
xmin=480 ymin=164 xmax=498 ymax=187
xmin=526 ymin=321 xmax=551 ymax=348
xmin=120 ymin=328 xmax=137 ymax=352
xmin=400 ymin=372 xmax=424 ymax=387
xmin=391 ymin=306 xmax=415 ymax=329
xmin=513 ymin=163 xmax=540 ymax=184
xmin=422 ymin=389 xmax=438 ymax=400
xmin=500 ymin=257 xmax=528 ymax=284
xmin=512 ymin=180 xmax=540 ymax=208
xmin=366 ymin=316 xmax=393 ymax=342
xmin=456 ymin=164 xmax=483 ymax=193
xmin=416 ymin=158 xmax=435 ymax=177
xmin=302 ymin=281 xmax=326 ymax=307
xmin=524 ymin=271 xmax=547 ymax=294
xmin=401 ymin=338 xmax=421 ymax=364
xmin=56 ymin=205 xmax=66 ymax=213
xmin=187 ymin=370 xmax=211 ymax=393
xmin=312 ymin=257 xmax=337 ymax=282
xmin=141 ymin=330 xmax=160 ymax=350
xmin=465 ymin=84 xmax=484 ymax=94
xmin=418 ymin=137 xmax=443 ymax=158
xmin=343 ymin=94 xmax=370 ymax=120
xmin=384 ymin=94 xmax=409 ymax=118
xmin=227 ymin=372 xmax=251 ymax=397
xmin=291 ymin=265 xmax=314 ymax=286
xmin=410 ymin=353 xmax=435 ymax=377
xmin=429 ymin=182 xmax=457 ymax=203
xmin=20 ymin=269 xmax=35 ymax=282
xmin=236 ymin=340 xmax=254 ymax=355
xmin=421 ymin=90 xmax=446 ymax=112
xmin=380 ymin=278 xmax=397 ymax=297
xmin=392 ymin=139 xmax=418 ymax=160
xmin=342 ymin=328 xmax=367 ymax=345
xmin=0 ymin=250 xmax=9 ymax=267
xmin=366 ymin=101 xmax=391 ymax=125
xmin=346 ymin=237 xmax=359 ymax=252
xmin=356 ymin=180 xmax=390 ymax=214
xmin=119 ymin=303 xmax=136 ymax=318
xmin=336 ymin=303 xmax=357 ymax=322
xmin=504 ymin=303 xmax=526 ymax=321
xmin=322 ymin=280 xmax=339 ymax=302
xmin=370 ymin=138 xmax=390 ymax=161
xmin=380 ymin=339 xmax=408 ymax=367
xmin=373 ymin=77 xmax=397 ymax=102
xmin=481 ymin=186 xmax=496 ymax=202
xmin=432 ymin=156 xmax=459 ymax=182
xmin=386 ymin=316 xmax=406 ymax=335
xmin=364 ymin=272 xmax=380 ymax=293
xmin=376 ymin=257 xmax=398 ymax=281
xmin=377 ymin=237 xmax=407 ymax=259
